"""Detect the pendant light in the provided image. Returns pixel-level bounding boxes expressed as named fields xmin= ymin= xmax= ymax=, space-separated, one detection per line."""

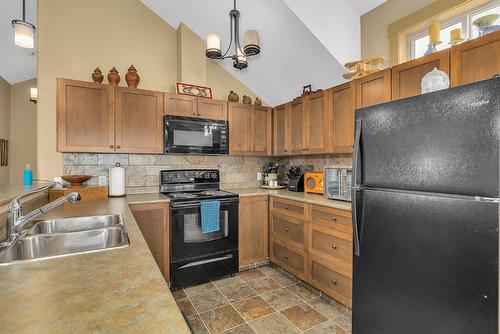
xmin=12 ymin=0 xmax=36 ymax=48
xmin=205 ymin=0 xmax=260 ymax=70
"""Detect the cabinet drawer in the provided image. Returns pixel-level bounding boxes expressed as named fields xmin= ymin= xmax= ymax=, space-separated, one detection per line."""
xmin=310 ymin=204 xmax=352 ymax=234
xmin=309 ymin=255 xmax=351 ymax=307
xmin=270 ymin=213 xmax=305 ymax=249
xmin=270 ymin=197 xmax=305 ymax=219
xmin=271 ymin=238 xmax=306 ymax=279
xmin=308 ymin=224 xmax=352 ymax=274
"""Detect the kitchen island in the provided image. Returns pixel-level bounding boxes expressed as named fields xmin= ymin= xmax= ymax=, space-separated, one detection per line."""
xmin=0 ymin=193 xmax=189 ymax=334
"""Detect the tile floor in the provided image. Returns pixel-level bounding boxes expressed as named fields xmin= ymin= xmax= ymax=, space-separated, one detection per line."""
xmin=172 ymin=264 xmax=352 ymax=334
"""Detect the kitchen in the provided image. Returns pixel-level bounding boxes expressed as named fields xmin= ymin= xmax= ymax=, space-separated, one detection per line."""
xmin=0 ymin=0 xmax=499 ymax=333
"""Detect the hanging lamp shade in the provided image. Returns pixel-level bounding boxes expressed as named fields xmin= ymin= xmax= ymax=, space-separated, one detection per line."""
xmin=206 ymin=34 xmax=222 ymax=59
xmin=244 ymin=30 xmax=260 ymax=56
xmin=12 ymin=21 xmax=35 ymax=48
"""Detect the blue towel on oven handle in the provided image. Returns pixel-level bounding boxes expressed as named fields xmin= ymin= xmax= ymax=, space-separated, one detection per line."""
xmin=201 ymin=200 xmax=220 ymax=233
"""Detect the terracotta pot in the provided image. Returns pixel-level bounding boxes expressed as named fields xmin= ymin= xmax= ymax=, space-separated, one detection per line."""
xmin=228 ymin=90 xmax=239 ymax=102
xmin=242 ymin=95 xmax=251 ymax=104
xmin=125 ymin=65 xmax=140 ymax=88
xmin=254 ymin=97 xmax=262 ymax=106
xmin=107 ymin=67 xmax=120 ymax=86
xmin=92 ymin=67 xmax=103 ymax=84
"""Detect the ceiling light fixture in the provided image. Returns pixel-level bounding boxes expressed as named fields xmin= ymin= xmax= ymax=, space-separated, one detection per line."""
xmin=205 ymin=0 xmax=260 ymax=70
xmin=12 ymin=0 xmax=36 ymax=48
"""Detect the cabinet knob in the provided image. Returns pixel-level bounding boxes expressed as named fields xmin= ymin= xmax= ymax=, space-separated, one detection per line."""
xmin=331 ymin=216 xmax=337 ymax=222
xmin=109 ymin=144 xmax=114 ymax=149
xmin=116 ymin=145 xmax=121 ymax=149
xmin=332 ymin=244 xmax=337 ymax=250
xmin=285 ymin=227 xmax=289 ymax=232
xmin=284 ymin=256 xmax=289 ymax=260
xmin=197 ymin=112 xmax=201 ymax=116
xmin=284 ymin=205 xmax=289 ymax=210
xmin=331 ymin=279 xmax=337 ymax=286
xmin=192 ymin=112 xmax=197 ymax=115
xmin=284 ymin=149 xmax=288 ymax=152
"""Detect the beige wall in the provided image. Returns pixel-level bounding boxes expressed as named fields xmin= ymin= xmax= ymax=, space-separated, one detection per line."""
xmin=10 ymin=79 xmax=37 ymax=184
xmin=38 ymin=0 xmax=263 ymax=180
xmin=177 ymin=23 xmax=207 ymax=86
xmin=361 ymin=0 xmax=437 ymax=66
xmin=0 ymin=76 xmax=10 ymax=184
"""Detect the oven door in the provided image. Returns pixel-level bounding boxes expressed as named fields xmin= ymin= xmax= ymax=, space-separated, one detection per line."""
xmin=170 ymin=198 xmax=238 ymax=262
xmin=164 ymin=116 xmax=228 ymax=154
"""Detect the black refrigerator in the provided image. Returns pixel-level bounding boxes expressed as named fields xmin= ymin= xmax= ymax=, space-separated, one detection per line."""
xmin=352 ymin=77 xmax=499 ymax=334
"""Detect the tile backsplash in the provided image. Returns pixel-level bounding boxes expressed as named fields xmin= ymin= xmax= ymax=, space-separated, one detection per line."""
xmin=63 ymin=153 xmax=353 ymax=194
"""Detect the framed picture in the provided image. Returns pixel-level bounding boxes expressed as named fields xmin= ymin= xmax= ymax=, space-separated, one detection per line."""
xmin=176 ymin=82 xmax=213 ymax=99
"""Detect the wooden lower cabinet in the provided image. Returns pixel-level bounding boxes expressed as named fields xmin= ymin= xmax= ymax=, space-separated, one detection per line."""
xmin=270 ymin=212 xmax=305 ymax=250
xmin=270 ymin=237 xmax=307 ymax=280
xmin=269 ymin=197 xmax=306 ymax=219
xmin=308 ymin=255 xmax=352 ymax=308
xmin=130 ymin=203 xmax=170 ymax=282
xmin=310 ymin=204 xmax=352 ymax=235
xmin=239 ymin=196 xmax=269 ymax=267
xmin=308 ymin=223 xmax=352 ymax=275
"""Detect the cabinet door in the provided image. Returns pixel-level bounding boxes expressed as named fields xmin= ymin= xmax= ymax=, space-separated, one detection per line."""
xmin=355 ymin=68 xmax=392 ymax=108
xmin=251 ymin=106 xmax=272 ymax=156
xmin=57 ymin=79 xmax=115 ymax=152
xmin=228 ymin=102 xmax=251 ymax=155
xmin=239 ymin=196 xmax=269 ymax=267
xmin=451 ymin=30 xmax=500 ymax=87
xmin=290 ymin=99 xmax=306 ymax=154
xmin=130 ymin=203 xmax=169 ymax=282
xmin=392 ymin=49 xmax=450 ymax=100
xmin=330 ymin=82 xmax=355 ymax=152
xmin=115 ymin=87 xmax=164 ymax=153
xmin=273 ymin=104 xmax=289 ymax=156
xmin=305 ymin=92 xmax=326 ymax=154
xmin=164 ymin=93 xmax=198 ymax=117
xmin=197 ymin=98 xmax=228 ymax=120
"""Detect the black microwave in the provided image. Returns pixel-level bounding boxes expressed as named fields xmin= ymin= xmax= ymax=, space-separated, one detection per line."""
xmin=164 ymin=115 xmax=228 ymax=154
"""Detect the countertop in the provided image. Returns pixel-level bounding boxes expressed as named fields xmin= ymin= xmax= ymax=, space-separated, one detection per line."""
xmin=228 ymin=188 xmax=352 ymax=211
xmin=0 ymin=193 xmax=188 ymax=334
xmin=0 ymin=182 xmax=54 ymax=206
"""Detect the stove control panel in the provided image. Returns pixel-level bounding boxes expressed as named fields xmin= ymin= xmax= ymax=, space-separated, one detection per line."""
xmin=160 ymin=169 xmax=220 ymax=184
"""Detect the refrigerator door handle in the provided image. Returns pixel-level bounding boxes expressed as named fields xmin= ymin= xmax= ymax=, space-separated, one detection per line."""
xmin=352 ymin=119 xmax=362 ymax=256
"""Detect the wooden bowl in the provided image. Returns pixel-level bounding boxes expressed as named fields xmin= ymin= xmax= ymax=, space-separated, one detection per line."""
xmin=62 ymin=175 xmax=91 ymax=188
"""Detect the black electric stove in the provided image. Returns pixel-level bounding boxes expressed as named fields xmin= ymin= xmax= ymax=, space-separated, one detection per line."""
xmin=160 ymin=169 xmax=239 ymax=288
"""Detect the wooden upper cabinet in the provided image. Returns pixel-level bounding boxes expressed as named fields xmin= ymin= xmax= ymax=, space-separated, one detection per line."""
xmin=329 ymin=82 xmax=355 ymax=152
xmin=164 ymin=93 xmax=198 ymax=117
xmin=451 ymin=30 xmax=500 ymax=87
xmin=290 ymin=99 xmax=306 ymax=154
xmin=197 ymin=98 xmax=228 ymax=120
xmin=57 ymin=79 xmax=115 ymax=152
xmin=305 ymin=91 xmax=327 ymax=154
xmin=239 ymin=195 xmax=269 ymax=267
xmin=273 ymin=104 xmax=289 ymax=156
xmin=228 ymin=102 xmax=251 ymax=155
xmin=355 ymin=68 xmax=392 ymax=109
xmin=115 ymin=87 xmax=164 ymax=153
xmin=392 ymin=49 xmax=450 ymax=100
xmin=251 ymin=106 xmax=272 ymax=156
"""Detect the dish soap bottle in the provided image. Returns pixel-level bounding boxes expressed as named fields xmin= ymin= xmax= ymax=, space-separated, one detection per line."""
xmin=23 ymin=164 xmax=33 ymax=185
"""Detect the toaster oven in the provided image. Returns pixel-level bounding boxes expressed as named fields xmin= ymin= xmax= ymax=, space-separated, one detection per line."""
xmin=324 ymin=166 xmax=352 ymax=201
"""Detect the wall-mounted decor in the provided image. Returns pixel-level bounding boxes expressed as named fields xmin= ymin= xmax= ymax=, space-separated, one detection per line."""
xmin=30 ymin=87 xmax=37 ymax=103
xmin=125 ymin=65 xmax=140 ymax=88
xmin=176 ymin=82 xmax=213 ymax=99
xmin=92 ymin=67 xmax=104 ymax=83
xmin=107 ymin=67 xmax=120 ymax=86
xmin=0 ymin=139 xmax=8 ymax=166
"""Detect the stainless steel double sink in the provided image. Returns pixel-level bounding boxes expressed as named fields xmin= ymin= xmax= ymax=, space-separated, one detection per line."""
xmin=0 ymin=214 xmax=130 ymax=265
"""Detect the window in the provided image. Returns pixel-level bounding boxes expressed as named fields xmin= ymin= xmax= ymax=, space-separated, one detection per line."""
xmin=408 ymin=1 xmax=500 ymax=60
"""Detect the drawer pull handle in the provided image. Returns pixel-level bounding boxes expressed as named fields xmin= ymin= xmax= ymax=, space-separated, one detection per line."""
xmin=109 ymin=144 xmax=114 ymax=149
xmin=331 ymin=279 xmax=337 ymax=286
xmin=284 ymin=205 xmax=289 ymax=209
xmin=331 ymin=216 xmax=337 ymax=222
xmin=284 ymin=256 xmax=289 ymax=260
xmin=331 ymin=244 xmax=337 ymax=250
xmin=285 ymin=228 xmax=289 ymax=232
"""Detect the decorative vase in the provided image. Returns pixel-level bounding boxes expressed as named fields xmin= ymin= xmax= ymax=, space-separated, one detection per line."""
xmin=242 ymin=95 xmax=251 ymax=104
xmin=92 ymin=67 xmax=103 ymax=84
xmin=254 ymin=97 xmax=262 ymax=106
xmin=107 ymin=67 xmax=120 ymax=86
xmin=473 ymin=14 xmax=500 ymax=37
xmin=228 ymin=90 xmax=239 ymax=102
xmin=125 ymin=65 xmax=140 ymax=88
xmin=421 ymin=67 xmax=450 ymax=94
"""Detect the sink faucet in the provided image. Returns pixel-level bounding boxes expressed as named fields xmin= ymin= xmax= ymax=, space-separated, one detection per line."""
xmin=5 ymin=184 xmax=81 ymax=243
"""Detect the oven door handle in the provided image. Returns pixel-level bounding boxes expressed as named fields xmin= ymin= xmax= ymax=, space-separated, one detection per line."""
xmin=171 ymin=199 xmax=239 ymax=208
xmin=178 ymin=254 xmax=234 ymax=269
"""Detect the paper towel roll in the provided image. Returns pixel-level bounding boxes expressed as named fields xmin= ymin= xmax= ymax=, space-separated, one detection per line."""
xmin=109 ymin=163 xmax=125 ymax=197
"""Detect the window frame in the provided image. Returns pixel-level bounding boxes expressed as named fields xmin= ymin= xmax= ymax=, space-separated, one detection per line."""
xmin=406 ymin=0 xmax=499 ymax=60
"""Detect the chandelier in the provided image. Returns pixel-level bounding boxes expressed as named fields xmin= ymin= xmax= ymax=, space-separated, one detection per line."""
xmin=12 ymin=0 xmax=36 ymax=48
xmin=205 ymin=0 xmax=260 ymax=70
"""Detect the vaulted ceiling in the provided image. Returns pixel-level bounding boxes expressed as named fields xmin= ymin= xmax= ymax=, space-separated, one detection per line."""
xmin=140 ymin=0 xmax=385 ymax=105
xmin=0 ymin=0 xmax=385 ymax=106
